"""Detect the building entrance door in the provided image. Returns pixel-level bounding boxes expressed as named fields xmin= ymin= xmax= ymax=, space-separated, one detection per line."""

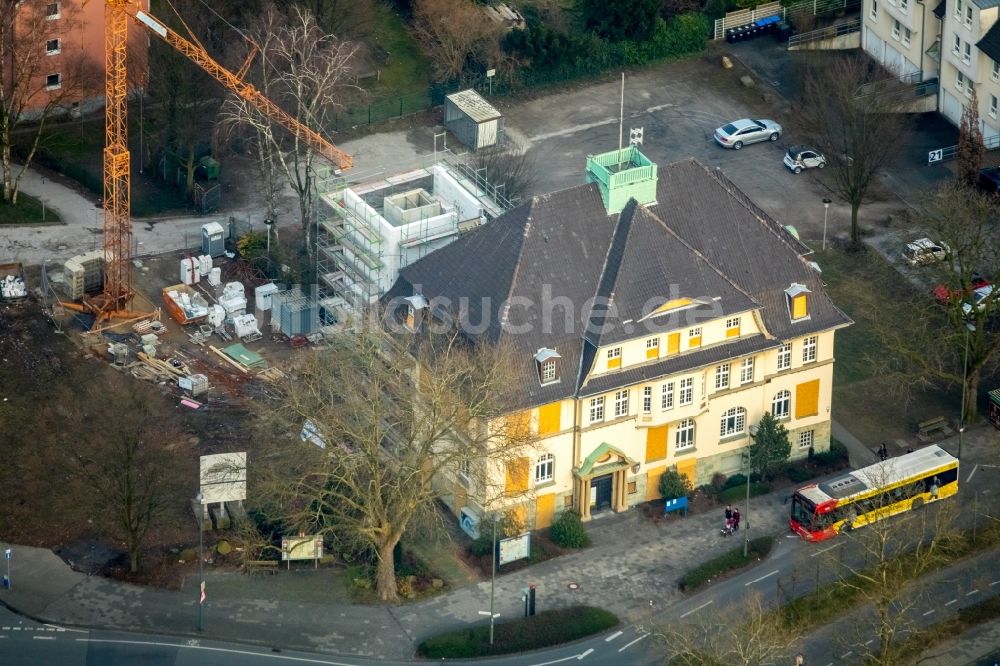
xmin=590 ymin=474 xmax=613 ymax=512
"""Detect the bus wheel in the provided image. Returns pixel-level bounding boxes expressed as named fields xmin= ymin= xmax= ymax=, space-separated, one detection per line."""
xmin=912 ymin=498 xmax=925 ymax=510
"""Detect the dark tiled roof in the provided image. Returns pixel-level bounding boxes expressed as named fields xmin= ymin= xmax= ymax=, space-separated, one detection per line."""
xmin=391 ymin=158 xmax=852 ymax=411
xmin=978 ymin=22 xmax=1000 ymax=64
xmin=579 ymin=335 xmax=781 ymax=398
xmin=933 ymin=0 xmax=945 ymax=17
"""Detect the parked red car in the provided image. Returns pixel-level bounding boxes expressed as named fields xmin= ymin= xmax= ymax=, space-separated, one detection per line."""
xmin=933 ymin=275 xmax=991 ymax=305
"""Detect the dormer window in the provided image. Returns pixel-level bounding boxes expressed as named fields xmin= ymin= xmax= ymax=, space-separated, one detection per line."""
xmin=607 ymin=347 xmax=622 ymax=370
xmin=785 ymin=283 xmax=811 ymax=321
xmin=534 ymin=348 xmax=561 ymax=385
xmin=403 ymin=293 xmax=429 ymax=332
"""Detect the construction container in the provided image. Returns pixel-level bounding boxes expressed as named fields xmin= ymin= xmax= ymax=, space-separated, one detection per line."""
xmin=202 ymin=222 xmax=226 ymax=257
xmin=198 ymin=255 xmax=212 ymax=276
xmin=271 ymin=288 xmax=318 ymax=336
xmin=254 ymin=283 xmax=279 ymax=311
xmin=208 ymin=267 xmax=222 ymax=287
xmin=179 ymin=374 xmax=209 ymax=397
xmin=233 ymin=313 xmax=261 ymax=339
xmin=64 ymin=250 xmax=104 ymax=299
xmin=444 ymin=89 xmax=503 ymax=150
xmin=180 ymin=257 xmax=200 ymax=285
xmin=0 ymin=262 xmax=27 ymax=302
xmin=162 ymin=283 xmax=210 ymax=325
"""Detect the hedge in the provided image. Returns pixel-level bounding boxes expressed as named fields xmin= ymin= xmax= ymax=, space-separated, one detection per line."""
xmin=416 ymin=605 xmax=619 ymax=658
xmin=678 ymin=536 xmax=774 ymax=592
xmin=718 ymin=482 xmax=770 ymax=504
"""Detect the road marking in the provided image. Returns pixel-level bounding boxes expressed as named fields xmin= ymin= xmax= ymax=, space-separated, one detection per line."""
xmin=32 ymin=636 xmax=55 ymax=641
xmin=679 ymin=600 xmax=714 ymax=618
xmin=945 ymin=599 xmax=958 ymax=606
xmin=923 ymin=609 xmax=936 ymax=616
xmin=43 ymin=624 xmax=79 ymax=633
xmin=745 ymin=570 xmax=780 ymax=586
xmin=967 ymin=589 xmax=980 ymax=596
xmin=865 ymin=639 xmax=874 ymax=645
xmin=13 ymin=627 xmax=21 ymax=631
xmin=990 ymin=580 xmax=1000 ymax=587
xmin=618 ymin=633 xmax=649 ymax=652
xmin=577 ymin=648 xmax=594 ymax=660
xmin=605 ymin=631 xmax=623 ymax=642
xmin=75 ymin=640 xmax=366 ymax=665
xmin=811 ymin=542 xmax=843 ymax=557
xmin=530 ymin=656 xmax=584 ymax=666
xmin=839 ymin=651 xmax=853 ymax=659
xmin=967 ymin=465 xmax=978 ymax=483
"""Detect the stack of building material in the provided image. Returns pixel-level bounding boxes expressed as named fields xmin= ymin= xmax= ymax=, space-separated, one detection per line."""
xmin=233 ymin=314 xmax=262 ymax=342
xmin=179 ymin=373 xmax=210 ymax=397
xmin=220 ymin=282 xmax=247 ymax=316
xmin=221 ymin=343 xmax=267 ymax=370
xmin=198 ymin=255 xmax=213 ymax=277
xmin=64 ymin=250 xmax=104 ymax=299
xmin=208 ymin=267 xmax=222 ymax=287
xmin=0 ymin=274 xmax=26 ymax=300
xmin=180 ymin=257 xmax=201 ymax=285
xmin=163 ymin=284 xmax=209 ymax=324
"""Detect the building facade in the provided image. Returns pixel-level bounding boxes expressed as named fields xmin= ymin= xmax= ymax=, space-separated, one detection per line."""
xmin=937 ymin=0 xmax=1000 ymax=138
xmin=390 ymin=147 xmax=852 ymax=529
xmin=862 ymin=0 xmax=941 ymax=81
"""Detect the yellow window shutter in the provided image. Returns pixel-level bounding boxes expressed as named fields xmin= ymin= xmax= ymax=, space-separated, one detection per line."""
xmin=792 ymin=294 xmax=808 ymax=319
xmin=535 ymin=493 xmax=556 ymax=529
xmin=537 ymin=402 xmax=562 ymax=435
xmin=645 ymin=425 xmax=668 ymax=462
xmin=646 ymin=465 xmax=666 ymax=500
xmin=676 ymin=458 xmax=697 ymax=486
xmin=646 ymin=344 xmax=659 ymax=360
xmin=667 ymin=332 xmax=680 ymax=354
xmin=505 ymin=457 xmax=530 ymax=495
xmin=689 ymin=334 xmax=701 ymax=348
xmin=608 ymin=356 xmax=621 ymax=370
xmin=795 ymin=379 xmax=820 ymax=418
xmin=726 ymin=325 xmax=740 ymax=338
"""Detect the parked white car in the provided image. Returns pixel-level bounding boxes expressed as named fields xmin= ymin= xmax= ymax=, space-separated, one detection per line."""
xmin=902 ymin=238 xmax=950 ymax=266
xmin=783 ymin=146 xmax=827 ymax=174
xmin=962 ymin=285 xmax=995 ymax=318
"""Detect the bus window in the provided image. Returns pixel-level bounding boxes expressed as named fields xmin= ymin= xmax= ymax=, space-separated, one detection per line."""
xmin=790 ymin=495 xmax=815 ymax=527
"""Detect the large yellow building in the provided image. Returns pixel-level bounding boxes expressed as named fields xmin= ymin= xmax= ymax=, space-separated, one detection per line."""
xmin=390 ymin=148 xmax=851 ymax=527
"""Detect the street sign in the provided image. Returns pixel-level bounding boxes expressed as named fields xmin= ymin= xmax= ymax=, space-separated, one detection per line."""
xmin=928 ymin=149 xmax=943 ymax=164
xmin=3 ymin=549 xmax=10 ymax=560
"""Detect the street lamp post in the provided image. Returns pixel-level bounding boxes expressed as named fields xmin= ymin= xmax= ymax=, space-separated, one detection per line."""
xmin=822 ymin=198 xmax=832 ymax=251
xmin=195 ymin=491 xmax=204 ymax=632
xmin=959 ymin=324 xmax=972 ymax=460
xmin=489 ymin=513 xmax=499 ymax=645
xmin=746 ymin=425 xmax=757 ymax=558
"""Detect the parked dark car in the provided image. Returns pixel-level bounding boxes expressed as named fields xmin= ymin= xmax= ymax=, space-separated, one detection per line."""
xmin=978 ymin=167 xmax=1000 ymax=196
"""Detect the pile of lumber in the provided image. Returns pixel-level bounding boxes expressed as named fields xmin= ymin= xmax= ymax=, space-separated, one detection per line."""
xmin=136 ymin=352 xmax=190 ymax=380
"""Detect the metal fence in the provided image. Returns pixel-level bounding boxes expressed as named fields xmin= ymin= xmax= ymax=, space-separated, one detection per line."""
xmin=714 ymin=0 xmax=862 ymax=40
xmin=787 ymin=16 xmax=860 ymax=48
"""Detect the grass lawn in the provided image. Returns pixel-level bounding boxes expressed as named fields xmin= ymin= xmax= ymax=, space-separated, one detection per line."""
xmin=816 ymin=247 xmax=959 ymax=445
xmin=0 ymin=193 xmax=61 ymax=224
xmin=678 ymin=536 xmax=774 ymax=592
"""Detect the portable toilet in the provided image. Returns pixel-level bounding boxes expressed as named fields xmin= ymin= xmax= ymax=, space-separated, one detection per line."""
xmin=201 ymin=222 xmax=225 ymax=257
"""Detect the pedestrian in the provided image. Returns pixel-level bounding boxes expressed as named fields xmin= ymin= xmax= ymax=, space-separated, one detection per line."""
xmin=732 ymin=507 xmax=741 ymax=531
xmin=878 ymin=442 xmax=888 ymax=461
xmin=725 ymin=504 xmax=733 ymax=522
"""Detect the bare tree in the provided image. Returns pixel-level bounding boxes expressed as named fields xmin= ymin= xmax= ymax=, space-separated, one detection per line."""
xmin=411 ymin=0 xmax=502 ymax=83
xmin=866 ymin=184 xmax=1000 ymax=421
xmin=654 ymin=592 xmax=796 ymax=665
xmin=469 ymin=139 xmax=539 ymax=204
xmin=66 ymin=381 xmax=185 ymax=573
xmin=823 ymin=470 xmax=961 ymax=666
xmin=253 ymin=313 xmax=535 ymax=602
xmin=957 ymin=89 xmax=985 ymax=188
xmin=0 ymin=0 xmax=100 ymax=204
xmin=221 ymin=4 xmax=357 ymax=243
xmin=797 ymin=55 xmax=910 ymax=246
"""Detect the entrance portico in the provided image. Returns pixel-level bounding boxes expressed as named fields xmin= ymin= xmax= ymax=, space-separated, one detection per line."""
xmin=573 ymin=442 xmax=637 ymax=520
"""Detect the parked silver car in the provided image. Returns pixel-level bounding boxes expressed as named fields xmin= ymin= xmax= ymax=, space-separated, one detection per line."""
xmin=902 ymin=238 xmax=950 ymax=266
xmin=714 ymin=118 xmax=782 ymax=150
xmin=783 ymin=145 xmax=827 ymax=173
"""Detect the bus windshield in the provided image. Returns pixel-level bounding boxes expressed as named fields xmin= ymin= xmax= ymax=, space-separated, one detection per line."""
xmin=790 ymin=493 xmax=815 ymax=528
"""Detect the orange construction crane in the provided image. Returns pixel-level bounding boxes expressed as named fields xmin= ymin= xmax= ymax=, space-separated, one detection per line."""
xmin=67 ymin=1 xmax=351 ymax=324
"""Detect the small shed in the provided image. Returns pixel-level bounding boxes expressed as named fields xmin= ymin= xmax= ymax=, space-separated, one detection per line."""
xmin=444 ymin=89 xmax=503 ymax=150
xmin=201 ymin=222 xmax=225 ymax=258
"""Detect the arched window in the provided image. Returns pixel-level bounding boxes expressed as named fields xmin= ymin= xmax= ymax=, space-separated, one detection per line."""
xmin=675 ymin=419 xmax=695 ymax=451
xmin=720 ymin=407 xmax=747 ymax=437
xmin=535 ymin=453 xmax=554 ymax=484
xmin=772 ymin=390 xmax=791 ymax=419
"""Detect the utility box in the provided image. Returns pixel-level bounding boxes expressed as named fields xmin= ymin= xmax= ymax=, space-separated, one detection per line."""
xmin=444 ymin=89 xmax=503 ymax=150
xmin=201 ymin=222 xmax=225 ymax=258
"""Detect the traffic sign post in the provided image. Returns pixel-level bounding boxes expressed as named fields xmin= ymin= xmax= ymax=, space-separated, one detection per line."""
xmin=4 ymin=548 xmax=11 ymax=590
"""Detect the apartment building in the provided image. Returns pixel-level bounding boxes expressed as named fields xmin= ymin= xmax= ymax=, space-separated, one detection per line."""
xmin=863 ymin=0 xmax=941 ymax=81
xmin=389 ymin=146 xmax=852 ymax=528
xmin=937 ymin=0 xmax=1000 ymax=139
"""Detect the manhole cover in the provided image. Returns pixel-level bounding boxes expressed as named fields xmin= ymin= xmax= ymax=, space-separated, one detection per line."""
xmin=567 ymin=582 xmax=579 ymax=590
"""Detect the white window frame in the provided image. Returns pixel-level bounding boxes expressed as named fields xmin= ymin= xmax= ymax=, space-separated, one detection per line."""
xmin=535 ymin=453 xmax=554 ymax=484
xmin=803 ymin=336 xmax=817 ymax=363
xmin=991 ymin=94 xmax=998 ymax=119
xmin=607 ymin=347 xmax=621 ymax=362
xmin=726 ymin=317 xmax=740 ymax=332
xmin=715 ymin=363 xmax=730 ymax=390
xmin=661 ymin=382 xmax=674 ymax=410
xmin=720 ymin=407 xmax=747 ymax=438
xmin=965 ymin=5 xmax=973 ymax=28
xmin=966 ymin=80 xmax=974 ymax=98
xmin=993 ymin=61 xmax=1000 ymax=82
xmin=799 ymin=430 xmax=815 ymax=449
xmin=45 ymin=2 xmax=60 ymax=19
xmin=678 ymin=377 xmax=694 ymax=406
xmin=646 ymin=337 xmax=659 ymax=352
xmin=900 ymin=0 xmax=908 ymax=12
xmin=740 ymin=357 xmax=755 ymax=385
xmin=614 ymin=389 xmax=629 ymax=418
xmin=955 ymin=0 xmax=962 ymax=18
xmin=902 ymin=27 xmax=911 ymax=47
xmin=589 ymin=397 xmax=605 ymax=423
xmin=642 ymin=386 xmax=652 ymax=414
xmin=45 ymin=38 xmax=61 ymax=55
xmin=953 ymin=35 xmax=962 ymax=56
xmin=772 ymin=390 xmax=791 ymax=419
xmin=688 ymin=327 xmax=702 ymax=342
xmin=541 ymin=359 xmax=557 ymax=383
xmin=892 ymin=19 xmax=900 ymax=40
xmin=963 ymin=42 xmax=972 ymax=65
xmin=777 ymin=343 xmax=792 ymax=371
xmin=45 ymin=73 xmax=61 ymax=90
xmin=956 ymin=71 xmax=966 ymax=91
xmin=870 ymin=0 xmax=878 ymax=19
xmin=675 ymin=418 xmax=695 ymax=451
